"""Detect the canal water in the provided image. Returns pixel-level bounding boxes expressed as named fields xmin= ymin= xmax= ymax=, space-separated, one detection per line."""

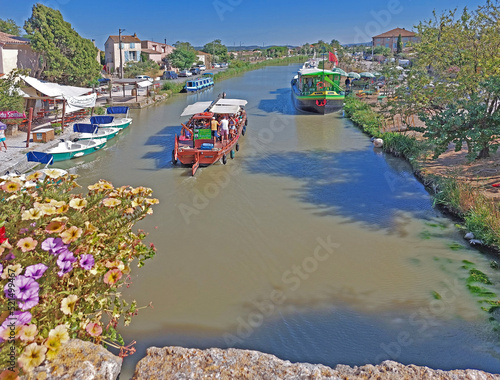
xmin=63 ymin=65 xmax=500 ymax=376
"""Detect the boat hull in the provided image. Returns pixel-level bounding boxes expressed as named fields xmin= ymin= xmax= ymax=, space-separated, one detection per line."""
xmin=76 ymin=128 xmax=120 ymax=141
xmin=291 ymin=82 xmax=344 ymax=114
xmin=46 ymin=139 xmax=107 ymax=162
xmin=97 ymin=118 xmax=132 ymax=129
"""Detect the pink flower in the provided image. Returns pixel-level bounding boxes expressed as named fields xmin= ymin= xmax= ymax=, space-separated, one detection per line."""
xmin=103 ymin=269 xmax=122 ymax=285
xmin=85 ymin=322 xmax=102 ymax=337
xmin=16 ymin=237 xmax=38 ymax=252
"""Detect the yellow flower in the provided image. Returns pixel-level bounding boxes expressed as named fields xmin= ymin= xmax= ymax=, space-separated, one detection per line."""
xmin=102 ymin=198 xmax=121 ymax=208
xmin=49 ymin=200 xmax=67 ymax=208
xmin=84 ymin=221 xmax=98 ymax=233
xmin=0 ymin=325 xmax=22 ymax=340
xmin=44 ymin=335 xmax=62 ymax=353
xmin=38 ymin=204 xmax=57 ymax=215
xmin=26 ymin=171 xmax=43 ymax=181
xmin=87 ymin=183 xmax=101 ymax=191
xmin=1 ymin=264 xmax=22 ymax=280
xmin=51 ymin=216 xmax=69 ymax=223
xmin=146 ymin=208 xmax=154 ymax=215
xmin=69 ymin=198 xmax=87 ymax=210
xmin=1 ymin=181 xmax=21 ymax=193
xmin=16 ymin=237 xmax=38 ymax=252
xmin=131 ymin=197 xmax=144 ymax=207
xmin=42 ymin=168 xmax=66 ymax=179
xmin=18 ymin=343 xmax=47 ymax=372
xmin=21 ymin=208 xmax=44 ymax=220
xmin=48 ymin=325 xmax=69 ymax=344
xmin=145 ymin=198 xmax=159 ymax=205
xmin=60 ymin=295 xmax=78 ymax=315
xmin=20 ymin=324 xmax=38 ymax=342
xmin=103 ymin=269 xmax=122 ymax=285
xmin=45 ymin=221 xmax=65 ymax=234
xmin=60 ymin=226 xmax=83 ymax=244
xmin=124 ymin=207 xmax=135 ymax=214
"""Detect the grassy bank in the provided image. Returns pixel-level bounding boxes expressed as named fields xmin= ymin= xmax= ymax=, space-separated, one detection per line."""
xmin=343 ymin=95 xmax=500 ymax=252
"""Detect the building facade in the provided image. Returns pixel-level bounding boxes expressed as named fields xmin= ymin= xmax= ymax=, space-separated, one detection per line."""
xmin=372 ymin=28 xmax=419 ymax=52
xmin=140 ymin=40 xmax=174 ymax=65
xmin=104 ymin=34 xmax=142 ymax=74
xmin=0 ymin=32 xmax=39 ymax=76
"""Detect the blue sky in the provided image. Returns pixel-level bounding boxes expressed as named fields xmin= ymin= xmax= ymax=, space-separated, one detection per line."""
xmin=4 ymin=0 xmax=488 ymax=49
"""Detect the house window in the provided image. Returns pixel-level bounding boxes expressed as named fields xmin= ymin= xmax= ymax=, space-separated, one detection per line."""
xmin=120 ymin=43 xmax=125 ymax=49
xmin=162 ymin=46 xmax=165 ymax=53
xmin=152 ymin=45 xmax=157 ymax=51
xmin=129 ymin=51 xmax=137 ymax=61
xmin=130 ymin=43 xmax=135 ymax=48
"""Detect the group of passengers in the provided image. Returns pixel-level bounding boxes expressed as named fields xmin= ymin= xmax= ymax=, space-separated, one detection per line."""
xmin=210 ymin=115 xmax=239 ymax=145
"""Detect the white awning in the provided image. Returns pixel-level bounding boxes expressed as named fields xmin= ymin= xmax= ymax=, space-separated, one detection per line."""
xmin=210 ymin=104 xmax=240 ymax=114
xmin=180 ymin=101 xmax=213 ymax=117
xmin=215 ymin=98 xmax=247 ymax=106
xmin=21 ymin=76 xmax=91 ymax=98
xmin=65 ymin=93 xmax=97 ymax=109
xmin=137 ymin=80 xmax=152 ymax=88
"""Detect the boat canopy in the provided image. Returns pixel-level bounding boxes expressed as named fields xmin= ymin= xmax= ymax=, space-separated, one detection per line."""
xmin=298 ymin=68 xmax=338 ymax=76
xmin=107 ymin=106 xmax=129 ymax=114
xmin=215 ymin=98 xmax=247 ymax=106
xmin=180 ymin=101 xmax=213 ymax=117
xmin=90 ymin=116 xmax=114 ymax=124
xmin=210 ymin=104 xmax=241 ymax=114
xmin=26 ymin=151 xmax=54 ymax=165
xmin=73 ymin=124 xmax=98 ymax=134
xmin=137 ymin=80 xmax=152 ymax=88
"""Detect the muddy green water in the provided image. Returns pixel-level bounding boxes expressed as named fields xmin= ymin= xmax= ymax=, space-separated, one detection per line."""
xmin=59 ymin=65 xmax=500 ymax=375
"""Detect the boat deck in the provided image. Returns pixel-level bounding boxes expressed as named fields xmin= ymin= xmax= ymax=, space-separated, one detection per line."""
xmin=178 ymin=136 xmax=238 ymax=151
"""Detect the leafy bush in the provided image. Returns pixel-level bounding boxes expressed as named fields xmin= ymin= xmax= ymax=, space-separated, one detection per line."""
xmin=0 ymin=173 xmax=158 ymax=375
xmin=93 ymin=107 xmax=105 ymax=116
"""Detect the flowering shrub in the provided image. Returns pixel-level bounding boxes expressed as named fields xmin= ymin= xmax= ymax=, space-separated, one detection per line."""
xmin=0 ymin=170 xmax=158 ymax=375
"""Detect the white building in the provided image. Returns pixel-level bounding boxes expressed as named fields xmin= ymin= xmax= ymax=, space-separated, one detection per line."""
xmin=104 ymin=33 xmax=141 ymax=74
xmin=0 ymin=32 xmax=39 ymax=76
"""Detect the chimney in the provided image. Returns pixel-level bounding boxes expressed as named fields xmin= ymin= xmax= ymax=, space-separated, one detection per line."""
xmin=91 ymin=39 xmax=95 ymax=46
xmin=133 ymin=33 xmax=137 ymax=38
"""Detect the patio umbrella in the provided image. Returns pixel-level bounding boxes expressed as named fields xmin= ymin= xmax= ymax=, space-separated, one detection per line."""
xmin=347 ymin=72 xmax=361 ymax=79
xmin=331 ymin=68 xmax=347 ymax=76
xmin=0 ymin=122 xmax=6 ymax=130
xmin=360 ymin=72 xmax=375 ymax=78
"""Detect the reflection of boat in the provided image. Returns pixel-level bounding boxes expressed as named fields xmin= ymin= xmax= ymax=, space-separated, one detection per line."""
xmin=185 ymin=73 xmax=215 ymax=92
xmin=172 ymin=98 xmax=247 ymax=175
xmin=32 ymin=138 xmax=107 ymax=162
xmin=73 ymin=124 xmax=120 ymax=141
xmin=291 ymin=68 xmax=345 ymax=114
xmin=90 ymin=106 xmax=132 ymax=129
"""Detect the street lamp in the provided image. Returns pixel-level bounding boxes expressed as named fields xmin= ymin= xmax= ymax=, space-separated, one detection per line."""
xmin=119 ymin=28 xmax=125 ymax=79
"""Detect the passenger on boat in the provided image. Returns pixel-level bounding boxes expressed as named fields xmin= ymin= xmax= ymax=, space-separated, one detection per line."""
xmin=229 ymin=117 xmax=237 ymax=138
xmin=220 ymin=116 xmax=229 ymax=144
xmin=211 ymin=117 xmax=220 ymax=144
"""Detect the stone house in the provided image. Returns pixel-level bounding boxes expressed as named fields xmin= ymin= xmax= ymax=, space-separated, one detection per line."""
xmin=104 ymin=33 xmax=141 ymax=74
xmin=0 ymin=32 xmax=39 ymax=76
xmin=372 ymin=28 xmax=420 ymax=53
xmin=140 ymin=40 xmax=174 ymax=65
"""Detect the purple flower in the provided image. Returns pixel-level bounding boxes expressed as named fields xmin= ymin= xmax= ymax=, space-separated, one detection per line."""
xmin=41 ymin=237 xmax=64 ymax=255
xmin=0 ymin=263 xmax=3 ymax=274
xmin=57 ymin=261 xmax=73 ymax=277
xmin=19 ymin=228 xmax=29 ymax=234
xmin=13 ymin=275 xmax=39 ymax=301
xmin=13 ymin=311 xmax=32 ymax=325
xmin=4 ymin=252 xmax=15 ymax=260
xmin=25 ymin=263 xmax=48 ymax=280
xmin=57 ymin=251 xmax=76 ymax=276
xmin=18 ymin=290 xmax=39 ymax=310
xmin=79 ymin=254 xmax=95 ymax=270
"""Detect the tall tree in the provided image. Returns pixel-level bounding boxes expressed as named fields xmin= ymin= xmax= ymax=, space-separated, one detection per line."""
xmin=202 ymin=39 xmax=228 ymax=63
xmin=0 ymin=18 xmax=21 ymax=36
xmin=23 ymin=4 xmax=101 ymax=86
xmin=396 ymin=33 xmax=403 ymax=54
xmin=167 ymin=42 xmax=197 ymax=70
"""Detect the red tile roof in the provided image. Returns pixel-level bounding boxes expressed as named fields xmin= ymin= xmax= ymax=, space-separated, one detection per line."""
xmin=107 ymin=35 xmax=141 ymax=43
xmin=141 ymin=48 xmax=162 ymax=55
xmin=0 ymin=32 xmax=30 ymax=45
xmin=373 ymin=28 xmax=416 ymax=38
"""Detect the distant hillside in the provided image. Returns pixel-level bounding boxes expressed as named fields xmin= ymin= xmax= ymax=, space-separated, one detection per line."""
xmin=194 ymin=45 xmax=297 ymax=52
xmin=343 ymin=42 xmax=372 ymax=47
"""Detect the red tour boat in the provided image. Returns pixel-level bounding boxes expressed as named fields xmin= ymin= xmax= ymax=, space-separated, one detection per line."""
xmin=172 ymin=98 xmax=248 ymax=175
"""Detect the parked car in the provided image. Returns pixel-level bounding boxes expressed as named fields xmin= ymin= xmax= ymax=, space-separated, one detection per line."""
xmin=178 ymin=70 xmax=192 ymax=77
xmin=135 ymin=75 xmax=153 ymax=81
xmin=197 ymin=65 xmax=206 ymax=71
xmin=213 ymin=63 xmax=221 ymax=68
xmin=189 ymin=67 xmax=201 ymax=75
xmin=220 ymin=63 xmax=228 ymax=68
xmin=162 ymin=70 xmax=178 ymax=80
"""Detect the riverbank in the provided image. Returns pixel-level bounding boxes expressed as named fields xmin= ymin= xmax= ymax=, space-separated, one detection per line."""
xmin=343 ymin=95 xmax=500 ymax=252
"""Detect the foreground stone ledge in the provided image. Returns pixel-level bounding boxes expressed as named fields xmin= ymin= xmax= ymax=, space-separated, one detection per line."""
xmin=132 ymin=346 xmax=500 ymax=380
xmin=21 ymin=339 xmax=122 ymax=380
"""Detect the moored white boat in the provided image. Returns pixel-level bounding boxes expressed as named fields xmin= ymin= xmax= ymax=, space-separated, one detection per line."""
xmin=35 ymin=138 xmax=107 ymax=162
xmin=90 ymin=106 xmax=132 ymax=129
xmin=73 ymin=123 xmax=120 ymax=141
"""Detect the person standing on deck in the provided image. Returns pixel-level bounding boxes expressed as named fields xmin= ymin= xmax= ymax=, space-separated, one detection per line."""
xmin=220 ymin=116 xmax=229 ymax=144
xmin=0 ymin=128 xmax=7 ymax=151
xmin=211 ymin=117 xmax=220 ymax=145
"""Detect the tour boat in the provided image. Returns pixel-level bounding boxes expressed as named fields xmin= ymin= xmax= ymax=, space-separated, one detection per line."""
xmin=172 ymin=98 xmax=248 ymax=175
xmin=32 ymin=138 xmax=107 ymax=162
xmin=291 ymin=68 xmax=345 ymax=114
xmin=73 ymin=123 xmax=120 ymax=141
xmin=90 ymin=106 xmax=132 ymax=129
xmin=184 ymin=73 xmax=215 ymax=92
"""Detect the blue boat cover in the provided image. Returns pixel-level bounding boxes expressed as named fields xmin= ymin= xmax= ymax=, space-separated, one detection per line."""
xmin=200 ymin=143 xmax=214 ymax=150
xmin=90 ymin=116 xmax=114 ymax=124
xmin=26 ymin=151 xmax=54 ymax=165
xmin=73 ymin=124 xmax=98 ymax=134
xmin=106 ymin=106 xmax=129 ymax=114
